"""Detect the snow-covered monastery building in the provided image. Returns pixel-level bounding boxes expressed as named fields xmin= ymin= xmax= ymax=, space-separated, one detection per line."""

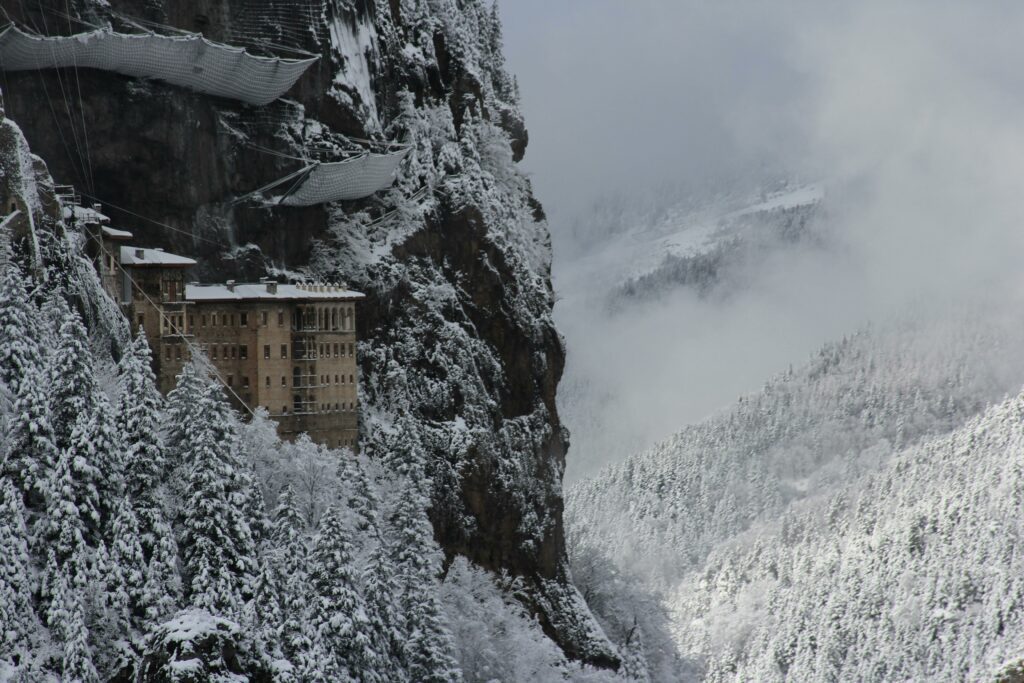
xmin=85 ymin=218 xmax=362 ymax=450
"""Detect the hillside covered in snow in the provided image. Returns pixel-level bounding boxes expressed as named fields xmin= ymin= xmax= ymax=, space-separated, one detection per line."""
xmin=567 ymin=299 xmax=1024 ymax=680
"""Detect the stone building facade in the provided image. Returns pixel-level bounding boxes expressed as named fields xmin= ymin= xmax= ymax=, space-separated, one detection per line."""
xmin=88 ymin=220 xmax=362 ymax=449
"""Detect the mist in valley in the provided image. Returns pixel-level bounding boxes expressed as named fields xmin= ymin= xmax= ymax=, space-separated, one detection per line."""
xmin=501 ymin=0 xmax=1024 ymax=481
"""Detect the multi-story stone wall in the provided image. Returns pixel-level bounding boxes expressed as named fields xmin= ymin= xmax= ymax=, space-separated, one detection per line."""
xmin=184 ymin=281 xmax=362 ymax=449
xmin=105 ymin=243 xmax=362 ymax=448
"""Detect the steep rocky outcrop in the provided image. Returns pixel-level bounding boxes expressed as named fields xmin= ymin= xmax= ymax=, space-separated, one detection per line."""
xmin=2 ymin=0 xmax=615 ymax=666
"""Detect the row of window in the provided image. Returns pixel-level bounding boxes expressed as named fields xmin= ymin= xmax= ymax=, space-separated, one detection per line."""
xmin=225 ymin=373 xmax=356 ymax=389
xmin=263 ymin=373 xmax=356 ymax=387
xmin=262 ymin=342 xmax=355 ymax=360
xmin=276 ymin=402 xmax=357 ymax=414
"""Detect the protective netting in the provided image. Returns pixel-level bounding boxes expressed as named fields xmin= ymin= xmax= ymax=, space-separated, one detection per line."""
xmin=279 ymin=150 xmax=408 ymax=206
xmin=0 ymin=25 xmax=317 ymax=106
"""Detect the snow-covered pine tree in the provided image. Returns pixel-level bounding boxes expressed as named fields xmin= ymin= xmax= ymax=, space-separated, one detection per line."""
xmin=339 ymin=451 xmax=379 ymax=536
xmin=383 ymin=420 xmax=462 ymax=683
xmin=117 ymin=330 xmax=167 ymax=553
xmin=363 ymin=535 xmax=406 ymax=682
xmin=141 ymin=525 xmax=181 ymax=625
xmin=246 ymin=553 xmax=283 ymax=666
xmin=163 ymin=359 xmax=206 ymax=492
xmin=47 ymin=300 xmax=97 ymax=454
xmin=0 ymin=477 xmax=38 ymax=665
xmin=307 ymin=505 xmax=381 ymax=683
xmin=0 ymin=244 xmax=42 ymax=398
xmin=270 ymin=485 xmax=313 ymax=667
xmin=3 ymin=362 xmax=58 ymax=507
xmin=105 ymin=498 xmax=147 ymax=623
xmin=42 ymin=410 xmax=101 ymax=580
xmin=178 ymin=364 xmax=258 ymax=619
xmin=89 ymin=392 xmax=125 ymax=535
xmin=61 ymin=596 xmax=99 ymax=683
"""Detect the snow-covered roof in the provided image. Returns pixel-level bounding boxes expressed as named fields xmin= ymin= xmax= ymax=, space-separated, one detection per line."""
xmin=101 ymin=226 xmax=133 ymax=240
xmin=120 ymin=246 xmax=196 ymax=267
xmin=185 ymin=282 xmax=365 ymax=302
xmin=62 ymin=204 xmax=109 ymax=224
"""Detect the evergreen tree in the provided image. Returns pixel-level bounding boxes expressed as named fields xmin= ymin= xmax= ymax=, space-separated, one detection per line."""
xmin=339 ymin=453 xmax=379 ymax=535
xmin=384 ymin=422 xmax=462 ymax=683
xmin=0 ymin=246 xmax=42 ymax=397
xmin=48 ymin=302 xmax=96 ymax=454
xmin=179 ymin=367 xmax=258 ymax=618
xmin=45 ymin=412 xmax=103 ymax=555
xmin=106 ymin=499 xmax=147 ymax=623
xmin=89 ymin=392 xmax=125 ymax=535
xmin=363 ymin=535 xmax=407 ymax=682
xmin=164 ymin=360 xmax=207 ymax=502
xmin=3 ymin=362 xmax=58 ymax=506
xmin=117 ymin=330 xmax=166 ymax=553
xmin=141 ymin=523 xmax=181 ymax=625
xmin=61 ymin=596 xmax=99 ymax=683
xmin=0 ymin=478 xmax=37 ymax=662
xmin=271 ymin=486 xmax=313 ymax=666
xmin=307 ymin=505 xmax=380 ymax=683
xmin=246 ymin=554 xmax=283 ymax=663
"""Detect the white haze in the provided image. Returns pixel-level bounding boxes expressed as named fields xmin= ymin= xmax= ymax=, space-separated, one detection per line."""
xmin=501 ymin=1 xmax=1024 ymax=482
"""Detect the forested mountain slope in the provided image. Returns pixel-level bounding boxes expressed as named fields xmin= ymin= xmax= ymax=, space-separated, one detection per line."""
xmin=0 ymin=0 xmax=627 ymax=679
xmin=567 ymin=303 xmax=1024 ymax=679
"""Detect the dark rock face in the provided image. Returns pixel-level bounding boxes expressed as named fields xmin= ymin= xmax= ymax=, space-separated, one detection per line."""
xmin=3 ymin=0 xmax=616 ymax=667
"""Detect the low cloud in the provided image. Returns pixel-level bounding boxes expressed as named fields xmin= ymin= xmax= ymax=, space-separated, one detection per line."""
xmin=501 ymin=1 xmax=1024 ymax=480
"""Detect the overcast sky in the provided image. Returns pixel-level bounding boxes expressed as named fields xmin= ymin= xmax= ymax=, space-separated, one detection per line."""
xmin=499 ymin=1 xmax=1024 ymax=480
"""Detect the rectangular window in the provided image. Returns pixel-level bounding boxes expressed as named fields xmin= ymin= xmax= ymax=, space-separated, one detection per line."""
xmin=319 ymin=343 xmax=325 ymax=357
xmin=211 ymin=314 xmax=217 ymax=327
xmin=335 ymin=374 xmax=339 ymax=383
xmin=263 ymin=345 xmax=270 ymax=359
xmin=265 ymin=376 xmax=271 ymax=388
xmin=240 ymin=313 xmax=247 ymax=327
xmin=189 ymin=315 xmax=194 ymax=329
xmin=229 ymin=314 xmax=235 ymax=327
xmin=162 ymin=316 xmax=169 ymax=331
xmin=334 ymin=343 xmax=339 ymax=357
xmin=175 ymin=345 xmax=182 ymax=361
xmin=278 ymin=311 xmax=284 ymax=327
xmin=243 ymin=376 xmax=250 ymax=388
xmin=281 ymin=344 xmax=288 ymax=359
xmin=212 ymin=346 xmax=218 ymax=360
xmin=240 ymin=345 xmax=248 ymax=360
xmin=348 ymin=343 xmax=354 ymax=357
xmin=281 ymin=377 xmax=286 ymax=387
xmin=165 ymin=347 xmax=171 ymax=360
xmin=201 ymin=315 xmax=207 ymax=327
xmin=350 ymin=374 xmax=354 ymax=383
xmin=227 ymin=375 xmax=233 ymax=387
xmin=260 ymin=311 xmax=268 ymax=326
xmin=222 ymin=314 xmax=228 ymax=327
xmin=136 ymin=314 xmax=144 ymax=329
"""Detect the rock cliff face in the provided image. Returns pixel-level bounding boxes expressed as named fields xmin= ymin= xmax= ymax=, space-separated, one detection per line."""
xmin=2 ymin=0 xmax=616 ymax=666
